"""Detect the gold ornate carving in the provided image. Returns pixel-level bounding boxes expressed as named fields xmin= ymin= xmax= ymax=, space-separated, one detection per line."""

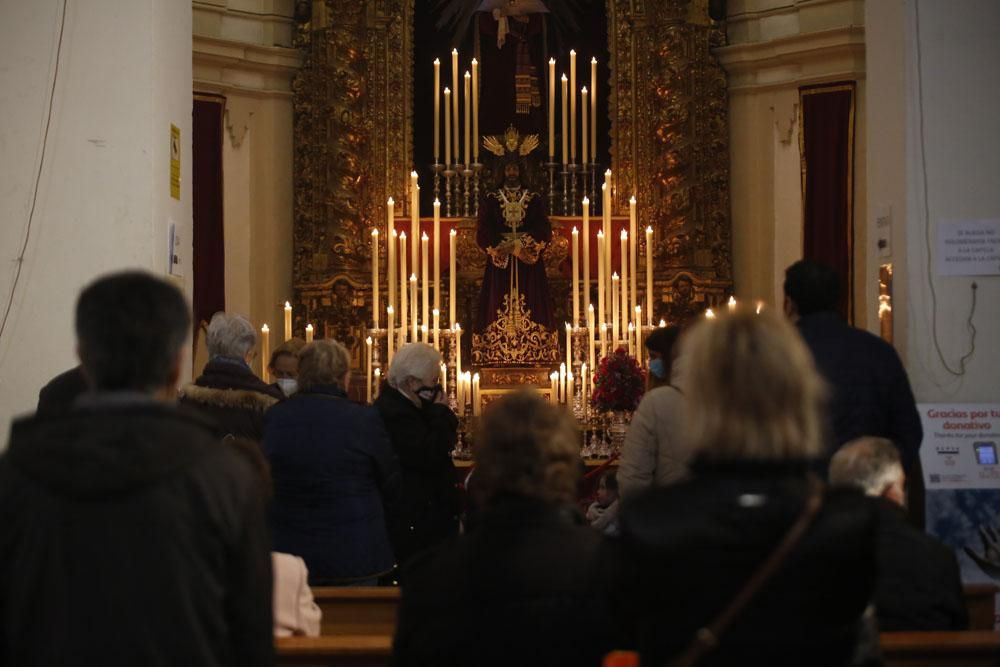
xmin=471 ymin=292 xmax=560 ymax=366
xmin=292 ymin=0 xmax=412 ymax=344
xmin=480 ymin=368 xmax=553 ymax=386
xmin=608 ymin=0 xmax=732 ymax=322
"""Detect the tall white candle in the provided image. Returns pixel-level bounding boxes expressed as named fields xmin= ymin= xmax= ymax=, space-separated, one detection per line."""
xmin=284 ymin=302 xmax=292 ymax=342
xmin=374 ymin=368 xmax=381 ymax=399
xmin=571 ymin=227 xmax=579 ymax=326
xmin=399 ymin=232 xmax=408 ymax=343
xmin=627 ymin=322 xmax=635 ymax=357
xmin=635 ymin=306 xmax=643 ymax=365
xmin=433 ymin=199 xmax=441 ymax=314
xmin=433 ymin=309 xmax=440 ymax=351
xmin=387 ymin=198 xmax=396 ymax=312
xmin=587 ymin=304 xmax=595 ymax=373
xmin=451 ymin=49 xmax=459 ymax=165
xmin=591 ymin=57 xmax=598 ymax=164
xmin=548 ymin=58 xmax=556 ymax=159
xmin=550 ymin=371 xmax=558 ymax=404
xmin=449 ymin=229 xmax=457 ymax=325
xmin=410 ymin=171 xmax=419 ymax=272
xmin=629 ymin=196 xmax=638 ymax=323
xmin=410 ymin=274 xmax=418 ymax=342
xmin=620 ymin=230 xmax=629 ymax=328
xmin=463 ymin=71 xmax=471 ymax=166
xmin=443 ymin=88 xmax=452 ymax=166
xmin=645 ymin=226 xmax=654 ymax=326
xmin=612 ymin=272 xmax=620 ymax=347
xmin=305 ymin=323 xmax=314 ymax=343
xmin=581 ymin=86 xmax=588 ymax=171
xmin=261 ymin=324 xmax=270 ymax=382
xmin=596 ymin=230 xmax=605 ymax=329
xmin=387 ymin=306 xmax=395 ymax=365
xmin=565 ymin=323 xmax=572 ymax=373
xmin=569 ymin=50 xmax=576 ymax=163
xmin=366 ymin=336 xmax=373 ymax=403
xmin=454 ymin=323 xmax=462 ymax=377
xmin=421 ymin=233 xmax=430 ymax=335
xmin=582 ymin=197 xmax=591 ymax=312
xmin=600 ymin=322 xmax=608 ymax=357
xmin=560 ymin=74 xmax=568 ymax=165
xmin=559 ymin=363 xmax=566 ymax=404
xmin=371 ymin=229 xmax=380 ymax=329
xmin=473 ymin=372 xmax=481 ymax=416
xmin=471 ymin=59 xmax=479 ymax=161
xmin=433 ymin=58 xmax=440 ymax=163
xmin=567 ymin=371 xmax=574 ymax=408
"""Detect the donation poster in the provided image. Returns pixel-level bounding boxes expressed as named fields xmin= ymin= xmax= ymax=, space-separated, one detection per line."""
xmin=920 ymin=404 xmax=1000 ymax=588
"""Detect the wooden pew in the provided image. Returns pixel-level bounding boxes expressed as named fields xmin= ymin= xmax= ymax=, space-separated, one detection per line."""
xmin=964 ymin=584 xmax=998 ymax=631
xmin=311 ymin=587 xmax=400 ymax=637
xmin=275 ymin=632 xmax=1000 ymax=667
xmin=275 ymin=635 xmax=392 ymax=667
xmin=881 ymin=631 xmax=1000 ymax=667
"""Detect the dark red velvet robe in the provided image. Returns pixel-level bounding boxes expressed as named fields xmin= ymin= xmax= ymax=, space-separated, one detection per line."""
xmin=476 ymin=189 xmax=554 ymax=332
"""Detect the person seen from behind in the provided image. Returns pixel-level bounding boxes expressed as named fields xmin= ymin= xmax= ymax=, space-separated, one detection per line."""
xmin=830 ymin=436 xmax=967 ymax=632
xmin=0 ymin=271 xmax=273 ymax=666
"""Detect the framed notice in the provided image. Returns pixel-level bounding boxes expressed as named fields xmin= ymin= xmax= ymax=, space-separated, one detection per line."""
xmin=936 ymin=219 xmax=1000 ymax=276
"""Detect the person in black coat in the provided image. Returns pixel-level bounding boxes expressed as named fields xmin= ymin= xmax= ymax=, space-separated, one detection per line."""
xmin=1 ymin=272 xmax=272 ymax=667
xmin=180 ymin=312 xmax=283 ymax=442
xmin=36 ymin=365 xmax=88 ymax=416
xmin=264 ymin=338 xmax=402 ymax=585
xmin=392 ymin=391 xmax=618 ymax=667
xmin=614 ymin=309 xmax=879 ymax=667
xmin=830 ymin=437 xmax=967 ymax=631
xmin=375 ymin=343 xmax=460 ymax=568
xmin=783 ymin=260 xmax=923 ymax=472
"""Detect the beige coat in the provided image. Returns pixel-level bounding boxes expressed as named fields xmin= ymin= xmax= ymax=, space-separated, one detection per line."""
xmin=618 ymin=384 xmax=692 ymax=499
xmin=272 ymin=552 xmax=322 ymax=637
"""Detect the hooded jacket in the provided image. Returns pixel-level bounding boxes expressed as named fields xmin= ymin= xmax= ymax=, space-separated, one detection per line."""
xmin=0 ymin=399 xmax=273 ymax=667
xmin=180 ymin=357 xmax=283 ymax=442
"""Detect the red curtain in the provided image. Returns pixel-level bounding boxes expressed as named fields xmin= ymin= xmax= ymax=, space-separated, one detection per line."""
xmin=800 ymin=83 xmax=855 ymax=321
xmin=192 ymin=96 xmax=226 ymax=327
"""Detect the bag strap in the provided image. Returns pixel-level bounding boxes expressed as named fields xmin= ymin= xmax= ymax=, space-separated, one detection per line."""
xmin=668 ymin=477 xmax=825 ymax=667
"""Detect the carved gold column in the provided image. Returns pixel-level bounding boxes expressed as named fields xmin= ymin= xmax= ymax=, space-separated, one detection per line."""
xmin=607 ymin=0 xmax=732 ymax=324
xmin=292 ymin=0 xmax=413 ymax=365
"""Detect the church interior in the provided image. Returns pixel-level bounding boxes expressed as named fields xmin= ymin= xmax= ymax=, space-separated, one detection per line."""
xmin=2 ymin=0 xmax=1000 ymax=661
xmin=1 ymin=0 xmax=996 ymax=429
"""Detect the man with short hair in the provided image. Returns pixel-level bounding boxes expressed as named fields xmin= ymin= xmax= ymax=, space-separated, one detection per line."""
xmin=830 ymin=437 xmax=967 ymax=632
xmin=783 ymin=259 xmax=922 ymax=472
xmin=181 ymin=311 xmax=283 ymax=441
xmin=0 ymin=271 xmax=273 ymax=666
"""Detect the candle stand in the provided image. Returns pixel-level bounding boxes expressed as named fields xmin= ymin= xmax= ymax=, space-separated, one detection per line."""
xmin=568 ymin=163 xmax=580 ymax=216
xmin=471 ymin=162 xmax=483 ymax=217
xmin=443 ymin=167 xmax=456 ymax=218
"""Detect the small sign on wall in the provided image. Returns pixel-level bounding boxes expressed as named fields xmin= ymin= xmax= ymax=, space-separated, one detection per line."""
xmin=170 ymin=124 xmax=181 ymax=200
xmin=937 ymin=219 xmax=1000 ymax=276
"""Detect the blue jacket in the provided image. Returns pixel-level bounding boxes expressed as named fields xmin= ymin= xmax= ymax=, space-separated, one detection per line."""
xmin=263 ymin=385 xmax=402 ymax=584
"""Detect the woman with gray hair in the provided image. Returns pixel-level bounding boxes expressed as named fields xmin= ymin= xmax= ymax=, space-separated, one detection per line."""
xmin=392 ymin=391 xmax=617 ymax=666
xmin=181 ymin=311 xmax=283 ymax=441
xmin=614 ymin=309 xmax=879 ymax=666
xmin=375 ymin=343 xmax=459 ymax=569
xmin=264 ymin=339 xmax=402 ymax=585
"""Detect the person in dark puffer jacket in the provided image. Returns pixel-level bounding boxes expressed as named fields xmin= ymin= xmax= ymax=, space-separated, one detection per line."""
xmin=181 ymin=311 xmax=283 ymax=442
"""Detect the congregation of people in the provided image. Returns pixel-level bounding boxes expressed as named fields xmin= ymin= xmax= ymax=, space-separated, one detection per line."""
xmin=0 ymin=259 xmax=970 ymax=666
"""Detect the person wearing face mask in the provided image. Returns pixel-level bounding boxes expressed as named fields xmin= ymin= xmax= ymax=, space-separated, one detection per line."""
xmin=375 ymin=343 xmax=460 ymax=571
xmin=618 ymin=325 xmax=693 ymax=499
xmin=268 ymin=338 xmax=305 ymax=397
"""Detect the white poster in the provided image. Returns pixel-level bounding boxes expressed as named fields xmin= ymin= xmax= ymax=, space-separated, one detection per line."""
xmin=920 ymin=403 xmax=1000 ymax=489
xmin=936 ymin=219 xmax=1000 ymax=276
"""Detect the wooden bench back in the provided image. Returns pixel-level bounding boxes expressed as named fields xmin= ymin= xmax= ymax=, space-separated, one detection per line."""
xmin=311 ymin=587 xmax=401 ymax=637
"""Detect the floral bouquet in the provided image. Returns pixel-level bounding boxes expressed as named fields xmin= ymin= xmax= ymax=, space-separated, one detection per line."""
xmin=591 ymin=347 xmax=646 ymax=412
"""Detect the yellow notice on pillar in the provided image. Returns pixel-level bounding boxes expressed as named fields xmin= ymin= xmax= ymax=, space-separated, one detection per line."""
xmin=170 ymin=124 xmax=181 ymax=200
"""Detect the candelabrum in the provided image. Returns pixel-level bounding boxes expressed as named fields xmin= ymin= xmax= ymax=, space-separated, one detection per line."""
xmin=461 ymin=165 xmax=473 ymax=218
xmin=447 ymin=329 xmax=459 ymax=412
xmin=560 ymin=167 xmax=570 ymax=216
xmin=431 ymin=163 xmax=444 ymax=209
xmin=568 ymin=163 xmax=580 ymax=216
xmin=545 ymin=161 xmax=559 ymax=215
xmin=443 ymin=166 xmax=456 ymax=218
xmin=471 ymin=162 xmax=482 ymax=217
xmin=589 ymin=163 xmax=599 ymax=212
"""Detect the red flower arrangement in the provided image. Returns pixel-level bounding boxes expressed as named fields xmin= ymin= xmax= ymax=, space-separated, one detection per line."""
xmin=590 ymin=347 xmax=646 ymax=412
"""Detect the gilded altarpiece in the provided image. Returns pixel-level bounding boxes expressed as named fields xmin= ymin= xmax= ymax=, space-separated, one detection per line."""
xmin=292 ymin=1 xmax=731 ymax=365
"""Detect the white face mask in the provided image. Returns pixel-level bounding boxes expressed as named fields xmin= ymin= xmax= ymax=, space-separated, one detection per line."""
xmin=276 ymin=378 xmax=298 ymax=397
